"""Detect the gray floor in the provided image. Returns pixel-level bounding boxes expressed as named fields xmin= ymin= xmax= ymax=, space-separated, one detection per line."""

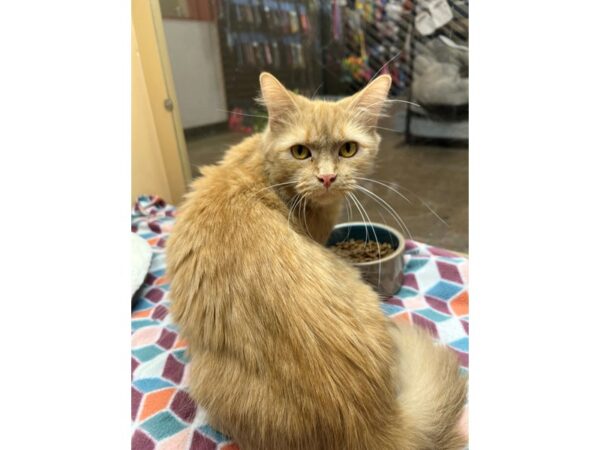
xmin=186 ymin=130 xmax=468 ymax=253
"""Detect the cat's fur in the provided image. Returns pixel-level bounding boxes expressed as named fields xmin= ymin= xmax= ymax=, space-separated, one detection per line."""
xmin=167 ymin=73 xmax=467 ymax=449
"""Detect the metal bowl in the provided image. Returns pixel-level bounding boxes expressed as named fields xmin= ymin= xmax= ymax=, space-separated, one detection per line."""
xmin=326 ymin=222 xmax=406 ymax=298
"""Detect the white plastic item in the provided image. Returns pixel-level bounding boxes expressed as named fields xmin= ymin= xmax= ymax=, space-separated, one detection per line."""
xmin=416 ymin=0 xmax=453 ymax=36
xmin=131 ymin=233 xmax=153 ymax=299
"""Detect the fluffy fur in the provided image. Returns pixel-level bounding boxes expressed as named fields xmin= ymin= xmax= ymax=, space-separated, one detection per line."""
xmin=167 ymin=73 xmax=467 ymax=449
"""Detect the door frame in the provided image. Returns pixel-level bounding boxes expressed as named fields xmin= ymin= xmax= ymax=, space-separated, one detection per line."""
xmin=132 ymin=0 xmax=192 ymax=204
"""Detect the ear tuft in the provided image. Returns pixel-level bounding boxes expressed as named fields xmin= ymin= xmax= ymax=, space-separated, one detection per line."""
xmin=343 ymin=74 xmax=392 ymax=126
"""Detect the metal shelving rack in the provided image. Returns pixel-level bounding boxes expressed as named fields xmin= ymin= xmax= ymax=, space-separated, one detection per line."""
xmin=214 ymin=0 xmax=323 ymax=123
xmin=404 ymin=0 xmax=469 ymax=143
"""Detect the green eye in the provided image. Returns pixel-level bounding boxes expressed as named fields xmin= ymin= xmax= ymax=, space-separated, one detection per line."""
xmin=339 ymin=141 xmax=358 ymax=158
xmin=291 ymin=144 xmax=311 ymax=160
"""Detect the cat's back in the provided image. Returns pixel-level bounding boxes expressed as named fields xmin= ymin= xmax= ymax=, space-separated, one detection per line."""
xmin=171 ymin=133 xmax=272 ymax=238
xmin=166 ymin=133 xmax=287 ymax=324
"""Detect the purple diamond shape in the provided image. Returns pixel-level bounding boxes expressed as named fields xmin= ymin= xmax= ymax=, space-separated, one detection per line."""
xmin=411 ymin=313 xmax=439 ymax=338
xmin=132 ymin=430 xmax=155 ymax=450
xmin=144 ymin=273 xmax=157 ymax=285
xmin=387 ymin=297 xmax=404 ymax=307
xmin=146 ymin=288 xmax=164 ymax=303
xmin=170 ymin=390 xmax=197 ymax=423
xmin=436 ymin=261 xmax=463 ymax=284
xmin=132 ymin=357 xmax=140 ymax=376
xmin=424 ymin=296 xmax=451 ymax=315
xmin=157 ymin=329 xmax=177 ymax=350
xmin=191 ymin=431 xmax=217 ymax=450
xmin=163 ymin=353 xmax=185 ymax=384
xmin=429 ymin=247 xmax=459 ymax=257
xmin=402 ymin=272 xmax=418 ymax=290
xmin=152 ymin=305 xmax=168 ymax=321
xmin=132 ymin=387 xmax=143 ymax=422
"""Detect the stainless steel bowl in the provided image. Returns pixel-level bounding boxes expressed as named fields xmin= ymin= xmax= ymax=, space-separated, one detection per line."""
xmin=326 ymin=222 xmax=406 ymax=298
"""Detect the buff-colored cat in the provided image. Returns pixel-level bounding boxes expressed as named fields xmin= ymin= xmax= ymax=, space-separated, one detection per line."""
xmin=167 ymin=73 xmax=467 ymax=449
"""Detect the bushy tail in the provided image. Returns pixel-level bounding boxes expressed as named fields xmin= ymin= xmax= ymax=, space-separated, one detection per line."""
xmin=388 ymin=321 xmax=468 ymax=450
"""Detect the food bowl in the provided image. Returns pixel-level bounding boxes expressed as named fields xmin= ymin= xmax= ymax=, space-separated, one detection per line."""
xmin=326 ymin=222 xmax=406 ymax=298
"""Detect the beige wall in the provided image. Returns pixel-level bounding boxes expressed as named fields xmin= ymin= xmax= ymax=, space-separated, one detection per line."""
xmin=132 ymin=24 xmax=173 ymax=204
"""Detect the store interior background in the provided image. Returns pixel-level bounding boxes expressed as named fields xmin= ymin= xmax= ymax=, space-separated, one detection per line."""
xmin=157 ymin=0 xmax=468 ymax=252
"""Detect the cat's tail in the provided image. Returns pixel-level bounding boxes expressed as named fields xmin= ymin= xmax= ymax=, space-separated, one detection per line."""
xmin=388 ymin=321 xmax=468 ymax=450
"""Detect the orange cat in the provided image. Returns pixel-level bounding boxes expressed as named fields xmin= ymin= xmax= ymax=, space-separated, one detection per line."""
xmin=167 ymin=73 xmax=467 ymax=449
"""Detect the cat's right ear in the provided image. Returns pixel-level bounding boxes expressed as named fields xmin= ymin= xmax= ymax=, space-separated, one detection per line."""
xmin=258 ymin=72 xmax=298 ymax=131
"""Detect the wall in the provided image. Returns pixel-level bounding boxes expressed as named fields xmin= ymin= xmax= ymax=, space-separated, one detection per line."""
xmin=132 ymin=24 xmax=173 ymax=204
xmin=163 ymin=19 xmax=228 ymax=129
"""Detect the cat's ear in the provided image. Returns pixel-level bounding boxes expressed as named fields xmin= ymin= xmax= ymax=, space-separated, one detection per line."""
xmin=340 ymin=74 xmax=392 ymax=126
xmin=258 ymin=72 xmax=299 ymax=131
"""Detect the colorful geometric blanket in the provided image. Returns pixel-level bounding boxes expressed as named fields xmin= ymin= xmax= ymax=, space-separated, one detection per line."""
xmin=131 ymin=195 xmax=469 ymax=450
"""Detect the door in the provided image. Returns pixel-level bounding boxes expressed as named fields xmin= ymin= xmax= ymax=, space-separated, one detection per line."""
xmin=132 ymin=0 xmax=191 ymax=205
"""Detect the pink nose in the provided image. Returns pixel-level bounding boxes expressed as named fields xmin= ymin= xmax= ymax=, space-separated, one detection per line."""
xmin=317 ymin=173 xmax=337 ymax=188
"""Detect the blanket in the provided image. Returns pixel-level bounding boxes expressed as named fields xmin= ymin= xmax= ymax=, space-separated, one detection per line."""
xmin=131 ymin=195 xmax=469 ymax=449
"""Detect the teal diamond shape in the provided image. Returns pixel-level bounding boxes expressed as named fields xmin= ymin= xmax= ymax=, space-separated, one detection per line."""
xmin=426 ymin=281 xmax=462 ymax=301
xmin=379 ymin=302 xmax=404 ymax=317
xmin=141 ymin=411 xmax=185 ymax=440
xmin=132 ymin=319 xmax=158 ymax=332
xmin=198 ymin=425 xmax=231 ymax=443
xmin=449 ymin=337 xmax=469 ymax=352
xmin=415 ymin=308 xmax=450 ymax=323
xmin=132 ymin=345 xmax=163 ymax=362
xmin=397 ymin=286 xmax=419 ymax=299
xmin=403 ymin=257 xmax=429 ymax=273
xmin=133 ymin=378 xmax=174 ymax=393
xmin=172 ymin=349 xmax=188 ymax=363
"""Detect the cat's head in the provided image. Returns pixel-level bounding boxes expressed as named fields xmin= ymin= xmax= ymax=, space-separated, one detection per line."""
xmin=259 ymin=73 xmax=391 ymax=206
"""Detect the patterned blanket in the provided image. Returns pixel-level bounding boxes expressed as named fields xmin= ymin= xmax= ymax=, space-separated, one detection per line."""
xmin=131 ymin=195 xmax=469 ymax=450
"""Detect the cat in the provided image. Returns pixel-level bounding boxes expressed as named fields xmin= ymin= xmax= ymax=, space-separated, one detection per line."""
xmin=166 ymin=73 xmax=467 ymax=449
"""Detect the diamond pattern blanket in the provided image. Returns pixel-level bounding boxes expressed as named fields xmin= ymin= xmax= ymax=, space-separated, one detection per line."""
xmin=131 ymin=195 xmax=469 ymax=450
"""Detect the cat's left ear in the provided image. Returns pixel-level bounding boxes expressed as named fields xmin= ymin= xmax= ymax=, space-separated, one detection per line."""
xmin=258 ymin=72 xmax=299 ymax=131
xmin=340 ymin=74 xmax=392 ymax=125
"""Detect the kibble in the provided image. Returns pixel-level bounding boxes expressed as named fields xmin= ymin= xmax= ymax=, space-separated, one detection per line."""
xmin=330 ymin=239 xmax=394 ymax=263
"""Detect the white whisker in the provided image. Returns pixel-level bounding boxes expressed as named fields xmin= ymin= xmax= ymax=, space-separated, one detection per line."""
xmin=301 ymin=196 xmax=315 ymax=241
xmin=358 ymin=177 xmax=448 ymax=227
xmin=355 ymin=177 xmax=412 ymax=204
xmin=346 ymin=193 xmax=369 ymax=252
xmin=355 ymin=186 xmax=414 ymax=240
xmin=349 ymin=192 xmax=382 ymax=290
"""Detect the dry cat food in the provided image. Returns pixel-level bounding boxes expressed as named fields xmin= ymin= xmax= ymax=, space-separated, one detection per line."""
xmin=330 ymin=239 xmax=394 ymax=263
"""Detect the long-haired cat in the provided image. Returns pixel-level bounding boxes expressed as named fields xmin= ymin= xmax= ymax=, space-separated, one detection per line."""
xmin=167 ymin=73 xmax=467 ymax=449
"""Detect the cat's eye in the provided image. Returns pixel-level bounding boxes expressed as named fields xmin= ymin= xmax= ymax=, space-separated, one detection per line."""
xmin=291 ymin=144 xmax=311 ymax=160
xmin=339 ymin=141 xmax=358 ymax=158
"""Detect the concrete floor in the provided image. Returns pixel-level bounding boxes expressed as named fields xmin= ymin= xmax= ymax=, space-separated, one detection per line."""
xmin=186 ymin=130 xmax=468 ymax=253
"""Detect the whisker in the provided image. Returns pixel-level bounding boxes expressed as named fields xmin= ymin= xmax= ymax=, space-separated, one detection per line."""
xmin=346 ymin=193 xmax=369 ymax=252
xmin=311 ymin=83 xmax=323 ymax=99
xmin=249 ymin=181 xmax=297 ymax=201
xmin=369 ymin=50 xmax=403 ymax=83
xmin=349 ymin=192 xmax=382 ymax=290
xmin=358 ymin=177 xmax=448 ymax=227
xmin=287 ymin=194 xmax=302 ymax=233
xmin=343 ymin=197 xmax=352 ymax=241
xmin=355 ymin=177 xmax=412 ymax=204
xmin=368 ymin=125 xmax=404 ymax=133
xmin=384 ymin=99 xmax=422 ymax=108
xmin=217 ymin=109 xmax=269 ymax=120
xmin=301 ymin=196 xmax=315 ymax=241
xmin=355 ymin=186 xmax=414 ymax=240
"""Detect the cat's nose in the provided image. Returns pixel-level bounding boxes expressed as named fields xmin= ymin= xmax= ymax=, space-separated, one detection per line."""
xmin=317 ymin=173 xmax=337 ymax=188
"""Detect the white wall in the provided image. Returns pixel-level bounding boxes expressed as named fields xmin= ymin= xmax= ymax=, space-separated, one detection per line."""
xmin=163 ymin=20 xmax=228 ymax=129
